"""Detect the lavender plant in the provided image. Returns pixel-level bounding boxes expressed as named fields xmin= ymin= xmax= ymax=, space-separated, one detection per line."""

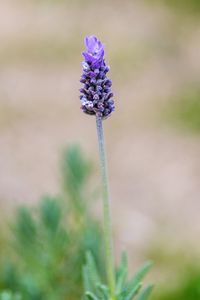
xmin=80 ymin=36 xmax=153 ymax=300
xmin=0 ymin=146 xmax=103 ymax=300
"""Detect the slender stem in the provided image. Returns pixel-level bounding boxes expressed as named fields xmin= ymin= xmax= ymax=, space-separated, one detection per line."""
xmin=96 ymin=114 xmax=116 ymax=300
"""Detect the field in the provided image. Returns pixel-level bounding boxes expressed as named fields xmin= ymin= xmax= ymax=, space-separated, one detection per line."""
xmin=0 ymin=1 xmax=200 ymax=299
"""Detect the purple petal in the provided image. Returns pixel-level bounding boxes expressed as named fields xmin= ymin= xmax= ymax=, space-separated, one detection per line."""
xmin=83 ymin=35 xmax=105 ymax=65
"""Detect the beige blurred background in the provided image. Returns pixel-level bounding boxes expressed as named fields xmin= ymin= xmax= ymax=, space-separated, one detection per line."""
xmin=1 ymin=0 xmax=200 ymax=268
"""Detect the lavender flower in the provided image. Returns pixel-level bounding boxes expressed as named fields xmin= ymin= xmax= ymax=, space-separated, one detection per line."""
xmin=81 ymin=36 xmax=153 ymax=300
xmin=80 ymin=35 xmax=115 ymax=119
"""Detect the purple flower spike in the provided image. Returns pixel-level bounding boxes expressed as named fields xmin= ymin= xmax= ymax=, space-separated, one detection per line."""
xmin=80 ymin=35 xmax=115 ymax=119
xmin=83 ymin=35 xmax=105 ymax=67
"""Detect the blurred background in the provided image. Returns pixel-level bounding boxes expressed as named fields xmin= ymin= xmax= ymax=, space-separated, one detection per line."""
xmin=1 ymin=0 xmax=200 ymax=299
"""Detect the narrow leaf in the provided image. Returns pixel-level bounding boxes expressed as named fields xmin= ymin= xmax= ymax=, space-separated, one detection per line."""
xmin=136 ymin=285 xmax=154 ymax=300
xmin=83 ymin=251 xmax=101 ymax=295
xmin=116 ymin=252 xmax=128 ymax=295
xmin=125 ymin=283 xmax=142 ymax=300
xmin=97 ymin=283 xmax=109 ymax=299
xmin=85 ymin=291 xmax=99 ymax=300
xmin=83 ymin=265 xmax=91 ymax=292
xmin=127 ymin=261 xmax=153 ymax=288
xmin=86 ymin=251 xmax=100 ymax=283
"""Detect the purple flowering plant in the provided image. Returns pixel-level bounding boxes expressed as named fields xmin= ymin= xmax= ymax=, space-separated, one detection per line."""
xmin=80 ymin=35 xmax=115 ymax=119
xmin=80 ymin=36 xmax=153 ymax=300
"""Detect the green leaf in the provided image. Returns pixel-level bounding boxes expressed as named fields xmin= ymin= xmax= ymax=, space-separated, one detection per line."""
xmin=85 ymin=291 xmax=99 ymax=300
xmin=62 ymin=145 xmax=92 ymax=199
xmin=83 ymin=252 xmax=101 ymax=295
xmin=119 ymin=261 xmax=153 ymax=300
xmin=124 ymin=283 xmax=142 ymax=300
xmin=14 ymin=207 xmax=37 ymax=246
xmin=40 ymin=196 xmax=61 ymax=233
xmin=86 ymin=251 xmax=101 ymax=284
xmin=116 ymin=252 xmax=128 ymax=295
xmin=83 ymin=265 xmax=91 ymax=292
xmin=127 ymin=261 xmax=153 ymax=288
xmin=119 ymin=283 xmax=141 ymax=300
xmin=96 ymin=283 xmax=109 ymax=299
xmin=136 ymin=285 xmax=154 ymax=300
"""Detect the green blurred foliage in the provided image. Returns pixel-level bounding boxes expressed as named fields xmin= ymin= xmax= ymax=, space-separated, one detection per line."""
xmin=148 ymin=240 xmax=200 ymax=300
xmin=0 ymin=145 xmax=103 ymax=300
xmin=164 ymin=87 xmax=200 ymax=133
xmin=155 ymin=268 xmax=200 ymax=300
xmin=0 ymin=291 xmax=22 ymax=300
xmin=151 ymin=0 xmax=200 ymax=14
xmin=83 ymin=252 xmax=153 ymax=300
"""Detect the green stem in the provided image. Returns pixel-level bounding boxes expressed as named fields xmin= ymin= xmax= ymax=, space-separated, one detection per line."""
xmin=96 ymin=114 xmax=116 ymax=300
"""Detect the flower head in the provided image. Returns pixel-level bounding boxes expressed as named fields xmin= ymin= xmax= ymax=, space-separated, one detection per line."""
xmin=82 ymin=35 xmax=105 ymax=67
xmin=80 ymin=35 xmax=115 ymax=119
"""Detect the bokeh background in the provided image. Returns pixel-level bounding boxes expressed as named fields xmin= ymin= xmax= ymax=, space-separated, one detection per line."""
xmin=1 ymin=0 xmax=200 ymax=299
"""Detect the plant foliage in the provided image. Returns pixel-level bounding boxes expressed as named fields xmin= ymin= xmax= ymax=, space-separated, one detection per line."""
xmin=0 ymin=145 xmax=103 ymax=300
xmin=83 ymin=252 xmax=153 ymax=300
